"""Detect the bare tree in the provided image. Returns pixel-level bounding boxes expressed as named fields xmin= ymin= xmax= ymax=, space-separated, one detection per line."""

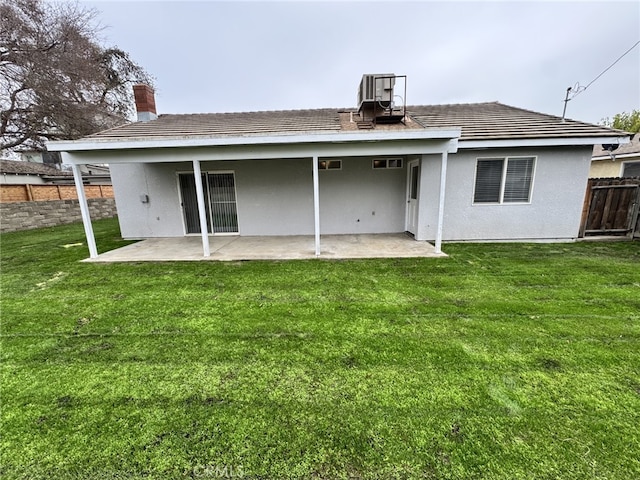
xmin=0 ymin=0 xmax=153 ymax=152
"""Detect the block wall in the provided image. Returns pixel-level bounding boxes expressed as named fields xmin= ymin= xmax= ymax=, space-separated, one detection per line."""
xmin=0 ymin=198 xmax=117 ymax=233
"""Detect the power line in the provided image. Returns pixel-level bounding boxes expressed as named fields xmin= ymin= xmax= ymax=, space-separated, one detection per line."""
xmin=571 ymin=40 xmax=640 ymax=100
xmin=562 ymin=40 xmax=640 ymax=119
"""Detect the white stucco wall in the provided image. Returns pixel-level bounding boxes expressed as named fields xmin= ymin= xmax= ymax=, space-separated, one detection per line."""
xmin=110 ymin=163 xmax=184 ymax=238
xmin=318 ymin=157 xmax=406 ymax=234
xmin=218 ymin=158 xmax=314 ymax=236
xmin=110 ymin=156 xmax=407 ymax=238
xmin=419 ymin=146 xmax=592 ymax=241
xmin=108 ymin=145 xmax=592 ymax=242
xmin=415 ymin=154 xmax=443 ymax=241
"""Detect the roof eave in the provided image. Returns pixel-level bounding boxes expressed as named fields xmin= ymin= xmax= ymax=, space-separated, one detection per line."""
xmin=459 ymin=135 xmax=631 ymax=149
xmin=47 ymin=129 xmax=462 ymax=153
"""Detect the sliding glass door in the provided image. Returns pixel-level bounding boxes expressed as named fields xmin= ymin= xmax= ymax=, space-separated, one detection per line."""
xmin=179 ymin=172 xmax=238 ymax=234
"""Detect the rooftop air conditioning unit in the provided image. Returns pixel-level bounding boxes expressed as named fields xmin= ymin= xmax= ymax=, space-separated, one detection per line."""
xmin=358 ymin=74 xmax=395 ymax=110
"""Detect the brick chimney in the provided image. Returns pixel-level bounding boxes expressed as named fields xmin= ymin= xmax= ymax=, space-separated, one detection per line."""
xmin=133 ymin=84 xmax=157 ymax=122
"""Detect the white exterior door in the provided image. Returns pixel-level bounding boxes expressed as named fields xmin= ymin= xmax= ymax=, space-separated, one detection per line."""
xmin=406 ymin=160 xmax=419 ymax=235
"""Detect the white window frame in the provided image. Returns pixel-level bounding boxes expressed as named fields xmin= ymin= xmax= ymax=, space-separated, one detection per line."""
xmin=372 ymin=157 xmax=403 ymax=169
xmin=472 ymin=156 xmax=536 ymax=205
xmin=621 ymin=160 xmax=640 ymax=177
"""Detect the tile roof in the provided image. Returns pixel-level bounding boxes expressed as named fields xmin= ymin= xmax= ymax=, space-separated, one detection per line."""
xmin=408 ymin=102 xmax=627 ymax=140
xmin=0 ymin=160 xmax=71 ymax=176
xmin=592 ymin=134 xmax=640 ymax=158
xmin=83 ymin=102 xmax=628 ymax=143
xmin=88 ymin=108 xmax=342 ymax=140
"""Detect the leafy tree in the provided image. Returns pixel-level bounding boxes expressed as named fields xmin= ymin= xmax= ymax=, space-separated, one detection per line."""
xmin=0 ymin=0 xmax=153 ymax=152
xmin=600 ymin=109 xmax=640 ymax=133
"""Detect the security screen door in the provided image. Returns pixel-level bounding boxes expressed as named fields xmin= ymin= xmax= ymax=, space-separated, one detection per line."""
xmin=405 ymin=160 xmax=419 ymax=235
xmin=179 ymin=172 xmax=238 ymax=234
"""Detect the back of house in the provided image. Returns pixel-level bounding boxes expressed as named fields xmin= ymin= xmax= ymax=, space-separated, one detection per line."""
xmin=47 ymin=74 xmax=630 ymax=258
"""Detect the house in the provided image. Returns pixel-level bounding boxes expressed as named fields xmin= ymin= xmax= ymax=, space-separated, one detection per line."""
xmin=0 ymin=159 xmax=73 ymax=185
xmin=590 ymin=135 xmax=640 ymax=178
xmin=0 ymin=159 xmax=111 ymax=186
xmin=1 ymin=158 xmax=112 ymax=204
xmin=47 ymin=76 xmax=630 ymax=259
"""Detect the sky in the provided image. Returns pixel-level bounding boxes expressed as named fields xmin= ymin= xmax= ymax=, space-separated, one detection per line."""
xmin=85 ymin=0 xmax=640 ymax=125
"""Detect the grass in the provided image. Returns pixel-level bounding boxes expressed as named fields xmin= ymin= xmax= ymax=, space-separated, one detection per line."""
xmin=1 ymin=218 xmax=639 ymax=479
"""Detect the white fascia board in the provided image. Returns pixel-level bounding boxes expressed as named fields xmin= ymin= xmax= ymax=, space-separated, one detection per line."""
xmin=62 ymin=138 xmax=459 ymax=165
xmin=460 ymin=136 xmax=630 ymax=149
xmin=592 ymin=152 xmax=640 ymax=161
xmin=47 ymin=128 xmax=461 ymax=153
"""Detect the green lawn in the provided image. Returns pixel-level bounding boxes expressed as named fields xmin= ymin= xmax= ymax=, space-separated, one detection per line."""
xmin=1 ymin=218 xmax=639 ymax=479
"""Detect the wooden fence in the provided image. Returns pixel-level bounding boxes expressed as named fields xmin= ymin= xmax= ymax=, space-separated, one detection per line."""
xmin=580 ymin=177 xmax=640 ymax=239
xmin=0 ymin=184 xmax=114 ymax=203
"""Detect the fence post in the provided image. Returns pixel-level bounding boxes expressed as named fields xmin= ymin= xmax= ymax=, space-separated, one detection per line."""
xmin=579 ymin=178 xmax=594 ymax=238
xmin=631 ymin=186 xmax=640 ymax=239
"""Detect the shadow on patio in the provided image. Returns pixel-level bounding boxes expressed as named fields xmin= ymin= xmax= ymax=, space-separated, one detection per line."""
xmin=85 ymin=233 xmax=446 ymax=262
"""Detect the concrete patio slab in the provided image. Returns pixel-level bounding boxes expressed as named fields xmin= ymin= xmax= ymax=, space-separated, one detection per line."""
xmin=85 ymin=234 xmax=446 ymax=262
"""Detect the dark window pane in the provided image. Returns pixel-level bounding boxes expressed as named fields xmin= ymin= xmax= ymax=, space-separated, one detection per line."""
xmin=623 ymin=162 xmax=640 ymax=177
xmin=207 ymin=173 xmax=238 ymax=233
xmin=410 ymin=164 xmax=419 ymax=200
xmin=474 ymin=159 xmax=503 ymax=203
xmin=504 ymin=157 xmax=534 ymax=202
xmin=179 ymin=173 xmax=211 ymax=234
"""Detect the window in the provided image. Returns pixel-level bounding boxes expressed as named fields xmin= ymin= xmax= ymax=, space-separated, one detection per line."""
xmin=474 ymin=157 xmax=535 ymax=204
xmin=373 ymin=158 xmax=403 ymax=169
xmin=318 ymin=159 xmax=342 ymax=170
xmin=410 ymin=164 xmax=419 ymax=200
xmin=622 ymin=161 xmax=640 ymax=178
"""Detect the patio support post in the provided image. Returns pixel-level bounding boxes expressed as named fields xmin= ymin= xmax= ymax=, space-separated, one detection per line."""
xmin=435 ymin=150 xmax=448 ymax=254
xmin=312 ymin=155 xmax=320 ymax=256
xmin=192 ymin=160 xmax=210 ymax=257
xmin=70 ymin=162 xmax=98 ymax=259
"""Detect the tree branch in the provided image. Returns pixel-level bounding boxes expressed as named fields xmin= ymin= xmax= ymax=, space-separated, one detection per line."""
xmin=0 ymin=0 xmax=152 ymax=152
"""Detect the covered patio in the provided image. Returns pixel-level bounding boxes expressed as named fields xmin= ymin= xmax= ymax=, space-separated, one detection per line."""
xmin=50 ymin=129 xmax=459 ymax=262
xmin=84 ymin=233 xmax=445 ymax=262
